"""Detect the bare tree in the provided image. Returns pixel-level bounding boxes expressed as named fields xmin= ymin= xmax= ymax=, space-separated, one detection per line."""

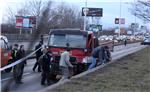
xmin=130 ymin=0 xmax=150 ymax=22
xmin=36 ymin=0 xmax=53 ymax=33
xmin=5 ymin=7 xmax=17 ymax=25
xmin=49 ymin=3 xmax=84 ymax=29
xmin=3 ymin=0 xmax=84 ymax=34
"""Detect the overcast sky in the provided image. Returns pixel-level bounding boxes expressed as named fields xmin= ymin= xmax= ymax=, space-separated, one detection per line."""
xmin=0 ymin=0 xmax=145 ymax=29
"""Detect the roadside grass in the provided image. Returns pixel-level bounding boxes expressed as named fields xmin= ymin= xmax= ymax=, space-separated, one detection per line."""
xmin=50 ymin=47 xmax=150 ymax=92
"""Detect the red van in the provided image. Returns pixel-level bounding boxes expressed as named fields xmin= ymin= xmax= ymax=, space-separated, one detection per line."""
xmin=0 ymin=35 xmax=12 ymax=72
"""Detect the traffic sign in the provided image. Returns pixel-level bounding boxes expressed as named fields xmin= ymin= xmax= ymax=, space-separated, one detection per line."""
xmin=89 ymin=24 xmax=102 ymax=32
xmin=115 ymin=18 xmax=119 ymax=24
xmin=115 ymin=18 xmax=125 ymax=24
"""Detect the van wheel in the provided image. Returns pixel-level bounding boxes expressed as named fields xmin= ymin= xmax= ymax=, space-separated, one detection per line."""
xmin=5 ymin=60 xmax=13 ymax=73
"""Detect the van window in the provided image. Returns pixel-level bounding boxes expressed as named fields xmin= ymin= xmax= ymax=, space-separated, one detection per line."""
xmin=0 ymin=39 xmax=8 ymax=49
xmin=0 ymin=40 xmax=5 ymax=49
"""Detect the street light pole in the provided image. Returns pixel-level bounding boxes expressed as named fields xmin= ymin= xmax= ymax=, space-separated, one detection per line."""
xmin=134 ymin=0 xmax=136 ymax=36
xmin=84 ymin=0 xmax=87 ymax=31
xmin=119 ymin=0 xmax=122 ymax=37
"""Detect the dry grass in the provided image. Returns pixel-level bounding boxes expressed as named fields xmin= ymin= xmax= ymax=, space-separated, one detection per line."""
xmin=50 ymin=47 xmax=150 ymax=92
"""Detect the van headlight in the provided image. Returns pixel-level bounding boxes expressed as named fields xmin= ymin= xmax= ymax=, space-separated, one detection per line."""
xmin=4 ymin=53 xmax=8 ymax=57
xmin=51 ymin=57 xmax=54 ymax=61
xmin=82 ymin=56 xmax=92 ymax=63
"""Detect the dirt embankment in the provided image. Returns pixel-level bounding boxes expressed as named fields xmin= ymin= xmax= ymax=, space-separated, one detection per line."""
xmin=50 ymin=47 xmax=150 ymax=92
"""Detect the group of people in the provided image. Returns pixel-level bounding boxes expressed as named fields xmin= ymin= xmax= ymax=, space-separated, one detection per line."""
xmin=59 ymin=44 xmax=112 ymax=81
xmin=11 ymin=41 xmax=52 ymax=85
xmin=11 ymin=40 xmax=111 ymax=85
xmin=11 ymin=44 xmax=26 ymax=84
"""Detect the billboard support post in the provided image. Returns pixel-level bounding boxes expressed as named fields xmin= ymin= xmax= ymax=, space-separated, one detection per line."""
xmin=30 ymin=29 xmax=32 ymax=34
xmin=20 ymin=28 xmax=22 ymax=35
xmin=84 ymin=0 xmax=87 ymax=31
xmin=119 ymin=0 xmax=122 ymax=37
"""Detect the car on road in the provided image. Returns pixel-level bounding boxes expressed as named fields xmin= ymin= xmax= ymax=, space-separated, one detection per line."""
xmin=141 ymin=36 xmax=150 ymax=45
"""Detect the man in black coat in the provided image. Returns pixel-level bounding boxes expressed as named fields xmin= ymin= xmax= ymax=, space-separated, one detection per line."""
xmin=88 ymin=46 xmax=111 ymax=69
xmin=17 ymin=45 xmax=26 ymax=83
xmin=39 ymin=47 xmax=52 ymax=85
xmin=33 ymin=41 xmax=43 ymax=72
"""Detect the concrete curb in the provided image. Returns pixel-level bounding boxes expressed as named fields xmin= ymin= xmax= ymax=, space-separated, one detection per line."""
xmin=38 ymin=45 xmax=146 ymax=92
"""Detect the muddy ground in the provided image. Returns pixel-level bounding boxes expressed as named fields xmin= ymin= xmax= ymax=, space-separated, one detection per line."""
xmin=49 ymin=47 xmax=150 ymax=92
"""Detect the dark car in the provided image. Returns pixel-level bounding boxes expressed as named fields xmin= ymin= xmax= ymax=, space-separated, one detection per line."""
xmin=141 ymin=36 xmax=150 ymax=45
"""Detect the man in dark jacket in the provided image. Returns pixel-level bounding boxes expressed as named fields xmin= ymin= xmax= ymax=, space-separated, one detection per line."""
xmin=17 ymin=45 xmax=26 ymax=83
xmin=88 ymin=46 xmax=104 ymax=69
xmin=39 ymin=47 xmax=52 ymax=85
xmin=88 ymin=46 xmax=111 ymax=69
xmin=11 ymin=44 xmax=20 ymax=83
xmin=33 ymin=41 xmax=43 ymax=72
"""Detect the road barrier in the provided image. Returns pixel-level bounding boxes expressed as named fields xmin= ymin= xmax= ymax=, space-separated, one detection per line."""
xmin=0 ymin=46 xmax=42 ymax=71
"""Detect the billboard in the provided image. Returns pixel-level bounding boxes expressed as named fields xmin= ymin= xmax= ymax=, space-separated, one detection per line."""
xmin=82 ymin=8 xmax=103 ymax=17
xmin=29 ymin=16 xmax=36 ymax=28
xmin=88 ymin=24 xmax=102 ymax=32
xmin=115 ymin=18 xmax=119 ymax=24
xmin=115 ymin=18 xmax=125 ymax=24
xmin=131 ymin=23 xmax=139 ymax=28
xmin=16 ymin=16 xmax=36 ymax=28
xmin=16 ymin=16 xmax=23 ymax=28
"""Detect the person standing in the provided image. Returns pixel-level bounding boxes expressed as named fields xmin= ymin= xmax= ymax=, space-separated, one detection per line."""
xmin=39 ymin=47 xmax=52 ymax=85
xmin=124 ymin=38 xmax=127 ymax=46
xmin=59 ymin=47 xmax=73 ymax=81
xmin=17 ymin=45 xmax=26 ymax=83
xmin=11 ymin=44 xmax=20 ymax=83
xmin=40 ymin=35 xmax=44 ymax=45
xmin=33 ymin=41 xmax=43 ymax=72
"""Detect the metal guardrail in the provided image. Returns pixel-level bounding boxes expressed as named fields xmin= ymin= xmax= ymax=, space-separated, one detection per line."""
xmin=4 ymin=34 xmax=48 ymax=42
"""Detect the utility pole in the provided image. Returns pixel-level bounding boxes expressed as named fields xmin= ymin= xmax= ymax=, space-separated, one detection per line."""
xmin=134 ymin=0 xmax=136 ymax=36
xmin=84 ymin=0 xmax=87 ymax=31
xmin=119 ymin=0 xmax=122 ymax=37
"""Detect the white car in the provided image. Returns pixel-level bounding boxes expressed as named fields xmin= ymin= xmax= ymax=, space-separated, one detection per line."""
xmin=141 ymin=36 xmax=150 ymax=45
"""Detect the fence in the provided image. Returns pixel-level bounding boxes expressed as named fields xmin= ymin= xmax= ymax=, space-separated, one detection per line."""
xmin=4 ymin=34 xmax=48 ymax=42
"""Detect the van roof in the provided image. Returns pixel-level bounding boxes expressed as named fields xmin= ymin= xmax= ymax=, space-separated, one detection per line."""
xmin=0 ymin=35 xmax=8 ymax=43
xmin=49 ymin=29 xmax=88 ymax=36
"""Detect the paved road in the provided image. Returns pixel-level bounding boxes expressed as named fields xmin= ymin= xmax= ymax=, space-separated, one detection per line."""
xmin=1 ymin=43 xmax=146 ymax=92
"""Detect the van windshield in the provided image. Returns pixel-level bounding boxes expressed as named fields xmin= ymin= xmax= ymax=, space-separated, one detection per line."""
xmin=0 ymin=38 xmax=8 ymax=49
xmin=49 ymin=34 xmax=87 ymax=48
